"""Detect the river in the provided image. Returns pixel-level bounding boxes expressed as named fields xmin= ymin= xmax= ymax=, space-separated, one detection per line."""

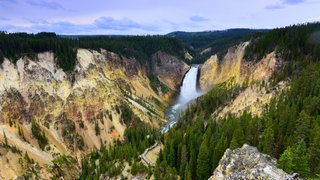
xmin=161 ymin=65 xmax=202 ymax=134
xmin=142 ymin=65 xmax=202 ymax=166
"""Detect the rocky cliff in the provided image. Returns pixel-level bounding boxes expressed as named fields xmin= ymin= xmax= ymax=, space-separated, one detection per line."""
xmin=0 ymin=49 xmax=187 ymax=179
xmin=199 ymin=42 xmax=249 ymax=90
xmin=152 ymin=51 xmax=190 ymax=91
xmin=199 ymin=42 xmax=286 ymax=117
xmin=199 ymin=42 xmax=284 ymax=91
xmin=209 ymin=144 xmax=301 ymax=180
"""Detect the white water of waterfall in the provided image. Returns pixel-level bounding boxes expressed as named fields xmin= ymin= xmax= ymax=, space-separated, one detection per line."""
xmin=161 ymin=65 xmax=202 ymax=133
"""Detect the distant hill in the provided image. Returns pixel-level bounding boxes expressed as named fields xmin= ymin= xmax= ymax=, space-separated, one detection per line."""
xmin=167 ymin=29 xmax=269 ymax=62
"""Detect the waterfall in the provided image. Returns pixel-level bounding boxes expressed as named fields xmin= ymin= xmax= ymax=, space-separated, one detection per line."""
xmin=161 ymin=65 xmax=202 ymax=133
xmin=177 ymin=65 xmax=201 ymax=105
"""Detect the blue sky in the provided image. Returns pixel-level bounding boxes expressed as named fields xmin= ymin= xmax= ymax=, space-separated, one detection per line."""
xmin=0 ymin=0 xmax=319 ymax=35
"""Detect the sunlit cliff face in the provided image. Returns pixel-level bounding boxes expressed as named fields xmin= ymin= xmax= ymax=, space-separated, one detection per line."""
xmin=0 ymin=49 xmax=168 ymax=160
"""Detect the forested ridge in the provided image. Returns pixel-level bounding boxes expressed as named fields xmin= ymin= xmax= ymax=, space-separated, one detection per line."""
xmin=168 ymin=29 xmax=268 ymax=62
xmin=155 ymin=22 xmax=320 ymax=180
xmin=245 ymin=22 xmax=320 ymax=62
xmin=0 ymin=32 xmax=190 ymax=72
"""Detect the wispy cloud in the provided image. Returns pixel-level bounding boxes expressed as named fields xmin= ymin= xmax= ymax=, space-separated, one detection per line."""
xmin=94 ymin=17 xmax=158 ymax=31
xmin=283 ymin=0 xmax=304 ymax=4
xmin=265 ymin=0 xmax=306 ymax=10
xmin=25 ymin=0 xmax=64 ymax=10
xmin=0 ymin=0 xmax=17 ymax=7
xmin=0 ymin=16 xmax=160 ymax=35
xmin=189 ymin=16 xmax=209 ymax=22
xmin=265 ymin=4 xmax=285 ymax=9
xmin=0 ymin=0 xmax=17 ymax=3
xmin=0 ymin=17 xmax=10 ymax=21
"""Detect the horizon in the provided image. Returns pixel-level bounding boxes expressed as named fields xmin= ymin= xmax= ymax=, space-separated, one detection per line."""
xmin=1 ymin=0 xmax=320 ymax=35
xmin=1 ymin=27 xmax=273 ymax=36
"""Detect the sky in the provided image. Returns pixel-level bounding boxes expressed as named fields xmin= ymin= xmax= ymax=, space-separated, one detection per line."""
xmin=0 ymin=0 xmax=320 ymax=35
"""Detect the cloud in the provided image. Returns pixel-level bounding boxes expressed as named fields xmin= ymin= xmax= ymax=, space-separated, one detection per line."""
xmin=30 ymin=20 xmax=95 ymax=34
xmin=0 ymin=0 xmax=17 ymax=3
xmin=25 ymin=0 xmax=64 ymax=10
xmin=265 ymin=0 xmax=306 ymax=9
xmin=0 ymin=16 xmax=160 ymax=35
xmin=94 ymin=17 xmax=158 ymax=31
xmin=283 ymin=0 xmax=304 ymax=4
xmin=0 ymin=17 xmax=10 ymax=21
xmin=0 ymin=0 xmax=17 ymax=7
xmin=189 ymin=16 xmax=209 ymax=22
xmin=265 ymin=4 xmax=285 ymax=9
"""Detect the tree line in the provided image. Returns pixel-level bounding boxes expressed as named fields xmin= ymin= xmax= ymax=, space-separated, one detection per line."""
xmin=0 ymin=31 xmax=190 ymax=72
xmin=245 ymin=22 xmax=320 ymax=62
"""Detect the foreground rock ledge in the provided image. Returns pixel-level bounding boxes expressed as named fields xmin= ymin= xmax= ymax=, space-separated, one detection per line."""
xmin=209 ymin=144 xmax=302 ymax=180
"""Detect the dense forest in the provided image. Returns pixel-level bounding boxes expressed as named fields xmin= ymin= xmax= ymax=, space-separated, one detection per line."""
xmin=245 ymin=23 xmax=320 ymax=62
xmin=155 ymin=22 xmax=320 ymax=180
xmin=0 ymin=32 xmax=190 ymax=72
xmin=168 ymin=29 xmax=268 ymax=61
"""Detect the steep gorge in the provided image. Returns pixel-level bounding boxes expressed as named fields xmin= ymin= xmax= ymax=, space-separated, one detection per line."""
xmin=199 ymin=42 xmax=286 ymax=117
xmin=0 ymin=48 xmax=189 ymax=179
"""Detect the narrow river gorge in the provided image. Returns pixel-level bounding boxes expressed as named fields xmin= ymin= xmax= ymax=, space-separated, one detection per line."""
xmin=161 ymin=65 xmax=202 ymax=133
xmin=142 ymin=65 xmax=202 ymax=166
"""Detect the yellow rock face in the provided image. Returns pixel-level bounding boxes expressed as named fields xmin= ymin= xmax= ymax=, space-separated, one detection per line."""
xmin=152 ymin=51 xmax=190 ymax=91
xmin=199 ymin=42 xmax=249 ymax=91
xmin=199 ymin=55 xmax=219 ymax=91
xmin=199 ymin=42 xmax=287 ymax=117
xmin=0 ymin=49 xmax=171 ymax=177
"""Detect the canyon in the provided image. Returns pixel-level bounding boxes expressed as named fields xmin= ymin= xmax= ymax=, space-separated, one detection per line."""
xmin=0 ymin=48 xmax=189 ymax=179
xmin=0 ymin=42 xmax=287 ymax=178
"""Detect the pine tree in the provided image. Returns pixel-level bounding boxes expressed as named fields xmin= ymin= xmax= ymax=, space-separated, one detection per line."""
xmin=157 ymin=148 xmax=163 ymax=163
xmin=233 ymin=128 xmax=245 ymax=146
xmin=179 ymin=145 xmax=187 ymax=179
xmin=24 ymin=152 xmax=31 ymax=163
xmin=18 ymin=125 xmax=22 ymax=137
xmin=309 ymin=123 xmax=320 ymax=175
xmin=3 ymin=130 xmax=8 ymax=147
xmin=189 ymin=150 xmax=197 ymax=179
xmin=291 ymin=139 xmax=311 ymax=177
xmin=95 ymin=121 xmax=100 ymax=136
xmin=229 ymin=135 xmax=239 ymax=150
xmin=168 ymin=141 xmax=176 ymax=167
xmin=278 ymin=146 xmax=293 ymax=173
xmin=197 ymin=141 xmax=210 ymax=180
xmin=184 ymin=163 xmax=192 ymax=180
xmin=294 ymin=110 xmax=311 ymax=142
xmin=213 ymin=135 xmax=228 ymax=169
xmin=261 ymin=120 xmax=274 ymax=155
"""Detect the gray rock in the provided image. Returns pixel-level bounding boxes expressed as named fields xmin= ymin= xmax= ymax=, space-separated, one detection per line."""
xmin=209 ymin=144 xmax=302 ymax=180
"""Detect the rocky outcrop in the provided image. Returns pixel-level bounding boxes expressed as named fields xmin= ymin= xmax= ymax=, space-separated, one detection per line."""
xmin=152 ymin=51 xmax=190 ymax=91
xmin=199 ymin=42 xmax=285 ymax=91
xmin=209 ymin=144 xmax=301 ymax=180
